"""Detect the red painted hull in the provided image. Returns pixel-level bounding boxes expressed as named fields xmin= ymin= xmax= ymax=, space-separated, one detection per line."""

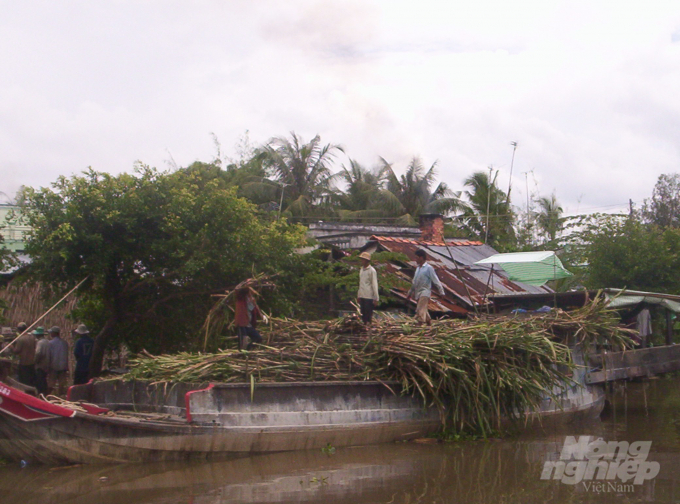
xmin=0 ymin=380 xmax=442 ymax=465
xmin=0 ymin=383 xmax=78 ymax=421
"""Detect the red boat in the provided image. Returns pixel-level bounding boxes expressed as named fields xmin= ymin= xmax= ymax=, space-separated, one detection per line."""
xmin=0 ymin=375 xmax=442 ymax=465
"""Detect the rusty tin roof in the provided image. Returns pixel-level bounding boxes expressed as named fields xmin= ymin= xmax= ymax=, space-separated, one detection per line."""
xmin=367 ymin=235 xmax=552 ymax=315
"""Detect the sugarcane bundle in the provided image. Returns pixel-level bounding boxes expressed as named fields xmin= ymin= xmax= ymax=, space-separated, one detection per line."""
xmin=201 ymin=273 xmax=277 ymax=350
xmin=126 ymin=298 xmax=633 ymax=432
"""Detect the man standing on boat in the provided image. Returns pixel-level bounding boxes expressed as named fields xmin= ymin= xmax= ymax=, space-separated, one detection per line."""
xmin=11 ymin=325 xmax=37 ymax=387
xmin=357 ymin=251 xmax=379 ymax=324
xmin=47 ymin=326 xmax=69 ymax=396
xmin=406 ymin=249 xmax=445 ymax=325
xmin=16 ymin=322 xmax=27 ymax=334
xmin=34 ymin=327 xmax=50 ymax=395
xmin=73 ymin=324 xmax=94 ymax=385
xmin=235 ymin=288 xmax=264 ymax=350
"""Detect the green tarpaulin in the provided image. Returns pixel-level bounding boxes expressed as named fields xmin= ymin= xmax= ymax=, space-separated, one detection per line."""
xmin=475 ymin=251 xmax=573 ymax=286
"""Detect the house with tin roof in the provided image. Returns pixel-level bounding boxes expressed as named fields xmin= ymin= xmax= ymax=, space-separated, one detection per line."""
xmin=359 ymin=214 xmax=552 ymax=317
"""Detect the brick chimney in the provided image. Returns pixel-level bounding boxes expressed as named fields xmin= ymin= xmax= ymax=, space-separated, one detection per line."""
xmin=419 ymin=213 xmax=445 ymax=243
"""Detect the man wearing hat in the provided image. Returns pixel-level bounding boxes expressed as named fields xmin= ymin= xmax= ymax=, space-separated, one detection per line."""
xmin=73 ymin=324 xmax=94 ymax=385
xmin=47 ymin=326 xmax=69 ymax=396
xmin=34 ymin=327 xmax=50 ymax=394
xmin=12 ymin=325 xmax=37 ymax=387
xmin=357 ymin=251 xmax=379 ymax=324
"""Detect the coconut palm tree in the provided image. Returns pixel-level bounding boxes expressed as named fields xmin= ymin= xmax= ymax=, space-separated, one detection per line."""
xmin=260 ymin=132 xmax=343 ymax=219
xmin=376 ymin=157 xmax=461 ymax=225
xmin=458 ymin=171 xmax=515 ymax=248
xmin=332 ymin=159 xmax=388 ymax=222
xmin=535 ymin=193 xmax=563 ymax=243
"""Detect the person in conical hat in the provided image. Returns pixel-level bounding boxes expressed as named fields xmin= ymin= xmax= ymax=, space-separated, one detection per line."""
xmin=357 ymin=251 xmax=379 ymax=324
xmin=73 ymin=324 xmax=94 ymax=386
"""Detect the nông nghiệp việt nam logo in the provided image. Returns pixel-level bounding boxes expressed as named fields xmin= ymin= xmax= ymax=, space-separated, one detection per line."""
xmin=541 ymin=436 xmax=660 ymax=487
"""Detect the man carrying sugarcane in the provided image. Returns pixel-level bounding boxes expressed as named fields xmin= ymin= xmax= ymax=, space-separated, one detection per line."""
xmin=406 ymin=249 xmax=445 ymax=325
xmin=357 ymin=251 xmax=379 ymax=324
xmin=234 ymin=287 xmax=264 ymax=350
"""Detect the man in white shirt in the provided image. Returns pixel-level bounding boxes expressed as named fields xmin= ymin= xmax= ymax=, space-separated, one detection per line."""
xmin=357 ymin=251 xmax=379 ymax=324
xmin=406 ymin=249 xmax=445 ymax=325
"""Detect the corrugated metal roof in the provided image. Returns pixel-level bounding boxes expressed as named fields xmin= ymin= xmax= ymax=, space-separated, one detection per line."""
xmin=372 ymin=236 xmax=484 ymax=247
xmin=368 ymin=235 xmax=552 ymax=315
xmin=390 ymin=288 xmax=469 ymax=315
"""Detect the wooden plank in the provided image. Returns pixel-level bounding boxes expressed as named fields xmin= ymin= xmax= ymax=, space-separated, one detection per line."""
xmin=586 ymin=345 xmax=680 ymax=384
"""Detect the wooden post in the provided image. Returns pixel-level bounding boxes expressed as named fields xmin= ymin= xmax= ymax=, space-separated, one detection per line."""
xmin=666 ymin=309 xmax=674 ymax=346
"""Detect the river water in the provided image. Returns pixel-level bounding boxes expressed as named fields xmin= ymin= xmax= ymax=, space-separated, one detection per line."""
xmin=1 ymin=378 xmax=680 ymax=504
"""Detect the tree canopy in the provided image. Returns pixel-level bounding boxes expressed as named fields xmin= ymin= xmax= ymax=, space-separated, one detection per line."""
xmin=17 ymin=128 xmax=680 ymax=362
xmin=642 ymin=173 xmax=680 ymax=228
xmin=19 ymin=166 xmax=307 ymax=375
xmin=585 ymin=218 xmax=680 ymax=293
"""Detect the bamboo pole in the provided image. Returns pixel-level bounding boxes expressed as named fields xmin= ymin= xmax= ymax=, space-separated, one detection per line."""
xmin=0 ymin=276 xmax=88 ymax=355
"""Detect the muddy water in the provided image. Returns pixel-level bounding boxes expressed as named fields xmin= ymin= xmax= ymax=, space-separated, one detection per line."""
xmin=2 ymin=378 xmax=680 ymax=504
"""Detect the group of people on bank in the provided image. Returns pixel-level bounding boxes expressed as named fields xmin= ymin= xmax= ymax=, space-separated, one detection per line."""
xmin=1 ymin=323 xmax=94 ymax=396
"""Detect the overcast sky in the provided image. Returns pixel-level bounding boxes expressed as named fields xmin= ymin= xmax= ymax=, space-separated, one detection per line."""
xmin=2 ymin=1 xmax=680 ymax=216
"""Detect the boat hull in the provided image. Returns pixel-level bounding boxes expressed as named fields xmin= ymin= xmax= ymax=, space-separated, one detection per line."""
xmin=0 ymin=370 xmax=606 ymax=465
xmin=0 ymin=380 xmax=442 ymax=464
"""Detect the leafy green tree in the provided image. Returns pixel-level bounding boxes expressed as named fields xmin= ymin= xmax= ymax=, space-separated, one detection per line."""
xmin=457 ymin=171 xmax=515 ymax=249
xmin=378 ymin=157 xmax=461 ymax=225
xmin=19 ymin=166 xmax=307 ymax=375
xmin=184 ymin=148 xmax=276 ymax=210
xmin=585 ymin=218 xmax=680 ymax=292
xmin=0 ymin=235 xmax=17 ymax=275
xmin=642 ymin=173 xmax=680 ymax=228
xmin=0 ymin=204 xmax=20 ymax=273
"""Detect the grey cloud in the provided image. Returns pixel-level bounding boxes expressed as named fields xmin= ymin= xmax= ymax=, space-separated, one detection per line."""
xmin=2 ymin=0 xmax=680 ymax=220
